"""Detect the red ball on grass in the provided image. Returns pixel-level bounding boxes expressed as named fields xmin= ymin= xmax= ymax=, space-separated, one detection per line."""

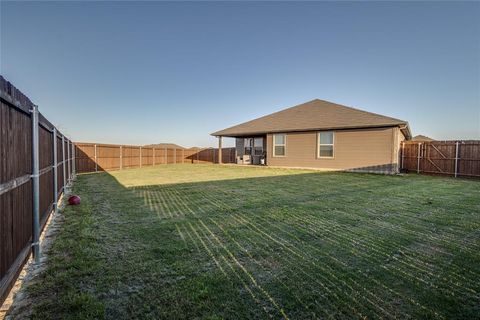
xmin=68 ymin=195 xmax=81 ymax=205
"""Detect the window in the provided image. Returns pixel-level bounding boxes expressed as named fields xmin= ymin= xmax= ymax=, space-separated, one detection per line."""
xmin=318 ymin=131 xmax=334 ymax=158
xmin=244 ymin=138 xmax=252 ymax=155
xmin=273 ymin=134 xmax=286 ymax=156
xmin=254 ymin=138 xmax=263 ymax=156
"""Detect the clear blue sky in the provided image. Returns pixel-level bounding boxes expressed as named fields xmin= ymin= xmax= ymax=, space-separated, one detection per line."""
xmin=1 ymin=1 xmax=479 ymax=147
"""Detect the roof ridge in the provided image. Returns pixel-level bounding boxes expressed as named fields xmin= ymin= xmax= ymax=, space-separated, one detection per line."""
xmin=312 ymin=99 xmax=407 ymax=123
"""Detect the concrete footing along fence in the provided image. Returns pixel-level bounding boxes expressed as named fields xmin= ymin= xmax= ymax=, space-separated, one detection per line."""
xmin=74 ymin=143 xmax=236 ymax=173
xmin=401 ymin=140 xmax=480 ymax=178
xmin=0 ymin=76 xmax=75 ymax=306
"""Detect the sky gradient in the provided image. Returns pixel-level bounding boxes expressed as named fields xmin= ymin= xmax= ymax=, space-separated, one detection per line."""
xmin=1 ymin=1 xmax=479 ymax=147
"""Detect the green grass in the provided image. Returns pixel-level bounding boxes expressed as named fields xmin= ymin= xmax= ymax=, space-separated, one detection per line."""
xmin=26 ymin=164 xmax=479 ymax=319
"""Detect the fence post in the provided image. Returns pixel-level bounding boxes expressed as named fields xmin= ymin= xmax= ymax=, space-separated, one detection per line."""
xmin=182 ymin=149 xmax=184 ymax=164
xmin=140 ymin=146 xmax=142 ymax=168
xmin=197 ymin=148 xmax=199 ymax=163
xmin=52 ymin=128 xmax=58 ymax=215
xmin=62 ymin=136 xmax=66 ymax=188
xmin=153 ymin=148 xmax=155 ymax=166
xmin=455 ymin=141 xmax=459 ymax=178
xmin=67 ymin=139 xmax=71 ymax=183
xmin=401 ymin=141 xmax=404 ymax=172
xmin=120 ymin=145 xmax=123 ymax=170
xmin=94 ymin=144 xmax=98 ymax=172
xmin=165 ymin=147 xmax=167 ymax=164
xmin=31 ymin=105 xmax=41 ymax=263
xmin=417 ymin=143 xmax=421 ymax=174
xmin=70 ymin=141 xmax=72 ymax=178
xmin=72 ymin=142 xmax=75 ymax=178
xmin=174 ymin=148 xmax=176 ymax=164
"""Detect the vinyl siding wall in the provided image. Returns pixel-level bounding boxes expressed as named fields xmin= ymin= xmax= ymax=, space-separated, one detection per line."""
xmin=266 ymin=127 xmax=400 ymax=173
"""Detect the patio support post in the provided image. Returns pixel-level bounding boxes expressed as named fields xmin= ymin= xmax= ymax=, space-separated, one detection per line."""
xmin=52 ymin=128 xmax=58 ymax=215
xmin=31 ymin=104 xmax=41 ymax=263
xmin=120 ymin=146 xmax=123 ymax=170
xmin=454 ymin=141 xmax=459 ymax=178
xmin=218 ymin=136 xmax=222 ymax=164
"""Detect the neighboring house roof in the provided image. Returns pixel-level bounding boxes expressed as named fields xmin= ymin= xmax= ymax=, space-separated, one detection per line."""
xmin=412 ymin=135 xmax=435 ymax=141
xmin=187 ymin=146 xmax=211 ymax=150
xmin=145 ymin=143 xmax=185 ymax=149
xmin=212 ymin=99 xmax=411 ymax=139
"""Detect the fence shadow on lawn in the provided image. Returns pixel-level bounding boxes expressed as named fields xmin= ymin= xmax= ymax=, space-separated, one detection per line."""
xmin=34 ymin=166 xmax=477 ymax=320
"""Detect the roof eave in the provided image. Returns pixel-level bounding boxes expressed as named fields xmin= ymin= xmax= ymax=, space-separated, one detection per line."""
xmin=211 ymin=123 xmax=409 ymax=138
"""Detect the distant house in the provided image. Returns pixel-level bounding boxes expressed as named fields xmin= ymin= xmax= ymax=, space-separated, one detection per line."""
xmin=212 ymin=99 xmax=411 ymax=173
xmin=412 ymin=135 xmax=434 ymax=142
xmin=145 ymin=143 xmax=185 ymax=149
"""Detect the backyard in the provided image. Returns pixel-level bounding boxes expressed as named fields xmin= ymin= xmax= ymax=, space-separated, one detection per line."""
xmin=15 ymin=165 xmax=480 ymax=319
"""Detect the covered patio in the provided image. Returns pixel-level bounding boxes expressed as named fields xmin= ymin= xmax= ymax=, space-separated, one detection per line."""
xmin=216 ymin=135 xmax=266 ymax=165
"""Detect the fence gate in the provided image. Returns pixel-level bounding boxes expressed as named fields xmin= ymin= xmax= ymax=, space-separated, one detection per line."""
xmin=401 ymin=141 xmax=480 ymax=178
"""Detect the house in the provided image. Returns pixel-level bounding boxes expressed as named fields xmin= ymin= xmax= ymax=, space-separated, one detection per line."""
xmin=412 ymin=135 xmax=435 ymax=142
xmin=211 ymin=99 xmax=411 ymax=173
xmin=145 ymin=143 xmax=185 ymax=149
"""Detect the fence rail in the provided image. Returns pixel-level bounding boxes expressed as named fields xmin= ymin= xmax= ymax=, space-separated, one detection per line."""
xmin=74 ymin=143 xmax=236 ymax=173
xmin=0 ymin=76 xmax=75 ymax=306
xmin=401 ymin=140 xmax=480 ymax=178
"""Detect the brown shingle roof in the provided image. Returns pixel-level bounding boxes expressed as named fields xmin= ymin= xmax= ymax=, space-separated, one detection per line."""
xmin=212 ymin=99 xmax=411 ymax=138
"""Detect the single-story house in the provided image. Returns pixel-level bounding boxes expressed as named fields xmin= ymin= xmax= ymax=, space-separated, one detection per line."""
xmin=211 ymin=99 xmax=411 ymax=173
xmin=411 ymin=135 xmax=435 ymax=142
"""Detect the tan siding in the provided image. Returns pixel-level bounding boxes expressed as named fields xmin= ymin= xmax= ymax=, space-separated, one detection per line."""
xmin=267 ymin=127 xmax=397 ymax=173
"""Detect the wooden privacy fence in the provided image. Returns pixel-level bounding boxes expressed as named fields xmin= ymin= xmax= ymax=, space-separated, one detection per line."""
xmin=0 ymin=76 xmax=75 ymax=305
xmin=401 ymin=140 xmax=480 ymax=178
xmin=74 ymin=143 xmax=236 ymax=173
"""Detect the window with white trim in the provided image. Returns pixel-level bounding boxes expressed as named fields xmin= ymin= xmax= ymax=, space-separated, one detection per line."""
xmin=273 ymin=134 xmax=286 ymax=156
xmin=318 ymin=131 xmax=334 ymax=158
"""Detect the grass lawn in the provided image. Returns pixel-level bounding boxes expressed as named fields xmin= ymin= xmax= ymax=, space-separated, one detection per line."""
xmin=23 ymin=164 xmax=479 ymax=319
